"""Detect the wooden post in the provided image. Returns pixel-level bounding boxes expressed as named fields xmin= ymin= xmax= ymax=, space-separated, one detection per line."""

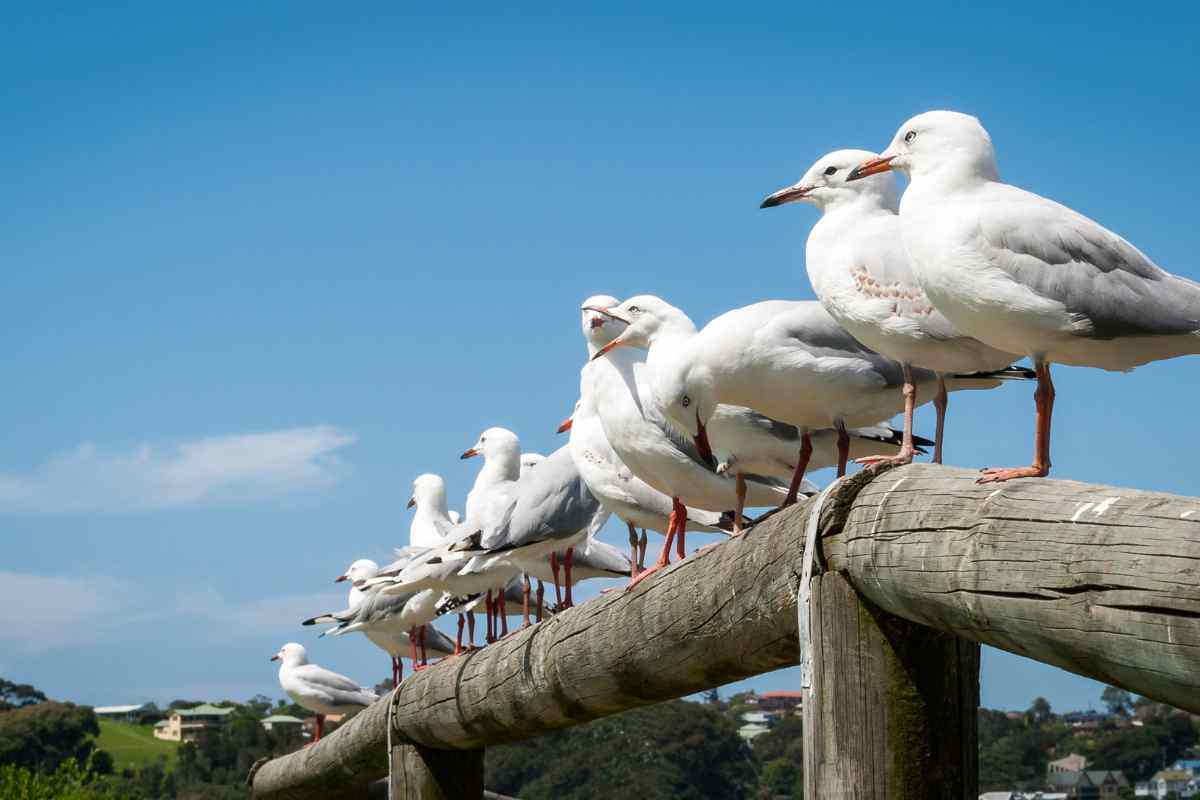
xmin=389 ymin=743 xmax=484 ymax=800
xmin=803 ymin=571 xmax=979 ymax=799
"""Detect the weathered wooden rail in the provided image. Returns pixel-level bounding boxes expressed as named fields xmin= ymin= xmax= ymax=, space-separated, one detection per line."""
xmin=250 ymin=464 xmax=1200 ymax=799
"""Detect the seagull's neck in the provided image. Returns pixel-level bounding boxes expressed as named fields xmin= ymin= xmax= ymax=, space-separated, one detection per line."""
xmin=906 ymin=158 xmax=997 ymax=203
xmin=474 ymin=452 xmax=520 ymax=489
xmin=414 ymin=490 xmax=450 ymax=520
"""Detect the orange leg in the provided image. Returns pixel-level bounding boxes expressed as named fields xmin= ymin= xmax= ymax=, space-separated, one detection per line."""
xmin=784 ymin=433 xmax=814 ymax=506
xmin=732 ymin=474 xmax=747 ymax=535
xmin=932 ymin=375 xmax=948 ymax=465
xmin=978 ymin=361 xmax=1054 ymax=483
xmin=563 ymin=548 xmax=575 ymax=608
xmin=858 ymin=365 xmax=917 ymax=468
xmin=627 ymin=498 xmax=682 ymax=589
xmin=627 ymin=523 xmax=640 ymax=580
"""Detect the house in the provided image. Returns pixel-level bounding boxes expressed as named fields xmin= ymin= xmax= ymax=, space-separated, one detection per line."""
xmin=93 ymin=703 xmax=151 ymax=723
xmin=756 ymin=691 xmax=802 ymax=714
xmin=152 ymin=703 xmax=236 ymax=742
xmin=1173 ymin=760 xmax=1200 ymax=778
xmin=1049 ymin=754 xmax=1089 ymax=775
xmin=1149 ymin=769 xmax=1195 ymax=799
xmin=1046 ymin=769 xmax=1128 ymax=799
xmin=260 ymin=714 xmax=304 ymax=732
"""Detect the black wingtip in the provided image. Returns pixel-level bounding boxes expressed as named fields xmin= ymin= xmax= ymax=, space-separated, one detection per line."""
xmin=956 ymin=365 xmax=1037 ymax=381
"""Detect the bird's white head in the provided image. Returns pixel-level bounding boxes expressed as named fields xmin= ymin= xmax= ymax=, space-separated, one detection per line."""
xmin=336 ymin=558 xmax=379 ymax=585
xmin=336 ymin=558 xmax=380 ymax=588
xmin=271 ymin=642 xmax=308 ymax=666
xmin=761 ymin=149 xmax=897 ymax=213
xmin=579 ymin=294 xmax=623 ymax=357
xmin=651 ymin=355 xmax=719 ymax=466
xmin=461 ymin=427 xmax=520 ymax=463
xmin=408 ymin=473 xmax=447 ymax=512
xmin=849 ymin=110 xmax=998 ymax=185
xmin=588 ymin=295 xmax=695 ymax=359
xmin=519 ymin=452 xmax=546 ymax=477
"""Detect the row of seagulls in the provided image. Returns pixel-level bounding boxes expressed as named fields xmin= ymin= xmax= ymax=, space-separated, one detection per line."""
xmin=274 ymin=108 xmax=1194 ymax=736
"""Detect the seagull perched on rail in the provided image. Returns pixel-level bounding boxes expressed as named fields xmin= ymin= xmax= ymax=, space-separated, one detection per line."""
xmin=271 ymin=643 xmax=377 ymax=743
xmin=848 ymin=110 xmax=1200 ymax=482
xmin=594 ymin=295 xmax=1015 ymax=499
xmin=762 ymin=148 xmax=1026 ymax=466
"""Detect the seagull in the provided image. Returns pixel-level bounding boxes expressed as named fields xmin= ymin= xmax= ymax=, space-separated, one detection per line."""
xmin=454 ymin=445 xmax=611 ymax=613
xmin=762 ymin=148 xmax=1025 ymax=465
xmin=848 ymin=110 xmax=1200 ymax=482
xmin=562 ymin=298 xmax=736 ymax=574
xmin=271 ymin=643 xmax=377 ymax=742
xmin=595 ymin=296 xmax=1016 ymax=499
xmin=407 ymin=474 xmax=457 ymax=549
xmin=579 ymin=297 xmax=811 ymax=585
xmin=302 ymin=559 xmax=453 ymax=684
xmin=325 ymin=585 xmax=445 ymax=671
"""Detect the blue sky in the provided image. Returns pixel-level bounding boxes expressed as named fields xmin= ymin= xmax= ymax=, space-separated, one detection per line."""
xmin=3 ymin=2 xmax=1197 ymax=714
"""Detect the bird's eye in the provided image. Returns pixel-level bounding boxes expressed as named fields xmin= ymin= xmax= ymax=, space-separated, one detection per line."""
xmin=823 ymin=166 xmax=838 ymax=176
xmin=681 ymin=396 xmax=691 ymax=408
xmin=628 ymin=306 xmax=641 ymax=314
xmin=904 ymin=130 xmax=917 ymax=144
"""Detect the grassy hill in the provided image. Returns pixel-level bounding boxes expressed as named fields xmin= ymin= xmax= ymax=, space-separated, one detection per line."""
xmin=96 ymin=720 xmax=179 ymax=770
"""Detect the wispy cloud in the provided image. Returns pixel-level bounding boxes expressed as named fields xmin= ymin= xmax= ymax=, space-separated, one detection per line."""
xmin=0 ymin=426 xmax=355 ymax=512
xmin=0 ymin=571 xmax=343 ymax=658
xmin=0 ymin=572 xmax=142 ymax=656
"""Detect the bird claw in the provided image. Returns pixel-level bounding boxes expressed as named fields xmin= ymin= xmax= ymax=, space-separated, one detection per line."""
xmin=625 ymin=563 xmax=666 ymax=590
xmin=854 ymin=451 xmax=914 ymax=468
xmin=976 ymin=465 xmax=1048 ymax=484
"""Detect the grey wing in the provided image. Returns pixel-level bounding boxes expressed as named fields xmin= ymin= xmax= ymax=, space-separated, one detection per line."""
xmin=294 ymin=664 xmax=372 ymax=697
xmin=761 ymin=302 xmax=907 ymax=388
xmin=576 ymin=539 xmax=633 ymax=574
xmin=486 ymin=447 xmax=604 ymax=549
xmin=980 ymin=184 xmax=1200 ymax=338
xmin=351 ymin=588 xmax=412 ymax=626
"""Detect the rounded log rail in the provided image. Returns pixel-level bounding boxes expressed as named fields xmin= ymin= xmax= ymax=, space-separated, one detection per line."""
xmin=251 ymin=464 xmax=1200 ymax=799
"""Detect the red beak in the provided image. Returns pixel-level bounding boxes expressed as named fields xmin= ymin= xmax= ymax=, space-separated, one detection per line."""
xmin=556 ymin=417 xmax=573 ymax=434
xmin=334 ymin=575 xmax=347 ymax=583
xmin=270 ymin=655 xmax=281 ymax=662
xmin=591 ymin=336 xmax=629 ymax=361
xmin=461 ymin=448 xmax=479 ymax=459
xmin=847 ymin=155 xmax=896 ymax=181
xmin=406 ymin=497 xmax=416 ymax=509
xmin=760 ymin=184 xmax=813 ymax=208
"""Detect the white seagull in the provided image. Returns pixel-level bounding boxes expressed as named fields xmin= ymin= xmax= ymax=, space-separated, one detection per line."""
xmin=595 ymin=295 xmax=1014 ymax=497
xmin=761 ymin=148 xmax=1024 ymax=464
xmin=302 ymin=559 xmax=453 ymax=684
xmin=562 ymin=296 xmax=735 ymax=577
xmin=580 ymin=297 xmax=811 ymax=585
xmin=271 ymin=642 xmax=377 ymax=742
xmin=407 ymin=474 xmax=456 ymax=549
xmin=849 ymin=110 xmax=1200 ymax=482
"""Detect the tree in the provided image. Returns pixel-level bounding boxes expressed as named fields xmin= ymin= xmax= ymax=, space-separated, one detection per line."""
xmin=1102 ymin=686 xmax=1134 ymax=717
xmin=0 ymin=678 xmax=48 ymax=710
xmin=1028 ymin=697 xmax=1052 ymax=725
xmin=0 ymin=702 xmax=99 ymax=772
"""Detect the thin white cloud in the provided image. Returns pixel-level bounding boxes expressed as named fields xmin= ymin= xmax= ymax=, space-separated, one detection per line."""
xmin=0 ymin=426 xmax=355 ymax=512
xmin=0 ymin=571 xmax=343 ymax=657
xmin=0 ymin=572 xmax=142 ymax=655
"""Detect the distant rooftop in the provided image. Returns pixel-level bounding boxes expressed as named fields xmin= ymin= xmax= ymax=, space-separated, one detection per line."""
xmin=758 ymin=691 xmax=803 ymax=699
xmin=94 ymin=703 xmax=150 ymax=714
xmin=261 ymin=715 xmax=304 ymax=724
xmin=174 ymin=703 xmax=235 ymax=717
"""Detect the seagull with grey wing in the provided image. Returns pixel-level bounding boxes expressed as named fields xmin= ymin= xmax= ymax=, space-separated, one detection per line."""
xmin=453 ymin=444 xmax=611 ymax=616
xmin=272 ymin=643 xmax=377 ymax=743
xmin=848 ymin=110 xmax=1200 ymax=482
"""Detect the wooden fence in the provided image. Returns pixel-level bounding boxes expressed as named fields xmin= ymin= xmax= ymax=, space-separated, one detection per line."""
xmin=249 ymin=464 xmax=1200 ymax=799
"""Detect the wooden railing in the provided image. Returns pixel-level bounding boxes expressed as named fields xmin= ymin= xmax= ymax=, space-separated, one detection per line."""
xmin=249 ymin=464 xmax=1200 ymax=799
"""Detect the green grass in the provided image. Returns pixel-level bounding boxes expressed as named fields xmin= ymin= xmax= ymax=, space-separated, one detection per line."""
xmin=95 ymin=720 xmax=179 ymax=770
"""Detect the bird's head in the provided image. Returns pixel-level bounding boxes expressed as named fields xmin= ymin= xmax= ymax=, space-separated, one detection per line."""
xmin=849 ymin=110 xmax=997 ymax=183
xmin=761 ymin=149 xmax=897 ymax=213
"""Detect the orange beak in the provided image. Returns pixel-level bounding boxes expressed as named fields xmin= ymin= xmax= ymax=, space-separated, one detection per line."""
xmin=846 ymin=155 xmax=895 ymax=181
xmin=460 ymin=447 xmax=479 ymax=459
xmin=760 ymin=184 xmax=813 ymax=208
xmin=556 ymin=417 xmax=573 ymax=434
xmin=591 ymin=335 xmax=630 ymax=361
